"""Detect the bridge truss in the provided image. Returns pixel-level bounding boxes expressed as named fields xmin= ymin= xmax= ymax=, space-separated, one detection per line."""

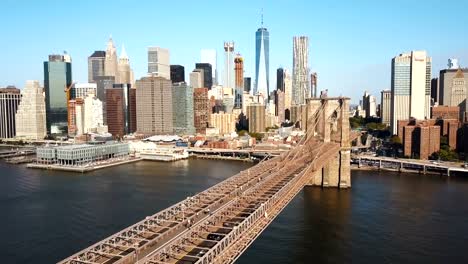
xmin=58 ymin=97 xmax=351 ymax=264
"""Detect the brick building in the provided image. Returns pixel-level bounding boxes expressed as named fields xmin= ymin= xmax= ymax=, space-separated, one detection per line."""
xmin=193 ymin=88 xmax=210 ymax=134
xmin=431 ymin=106 xmax=460 ymax=120
xmin=398 ymin=119 xmax=440 ymax=159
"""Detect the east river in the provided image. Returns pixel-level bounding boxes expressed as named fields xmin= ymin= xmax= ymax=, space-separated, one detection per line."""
xmin=1 ymin=159 xmax=468 ymax=264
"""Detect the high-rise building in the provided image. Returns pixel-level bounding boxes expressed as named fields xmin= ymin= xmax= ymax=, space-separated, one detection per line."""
xmin=362 ymin=91 xmax=377 ymax=118
xmin=276 ymin=90 xmax=285 ymax=123
xmin=104 ymin=37 xmax=118 ymax=78
xmin=292 ymin=36 xmax=310 ymax=105
xmin=223 ymin=42 xmax=235 ymax=88
xmin=201 ymin=49 xmax=217 ymax=85
xmin=88 ymin=51 xmax=105 ymax=83
xmin=244 ymin=77 xmax=251 ymax=93
xmin=170 ymin=65 xmax=185 ymax=83
xmin=15 ymin=81 xmax=47 ymax=140
xmin=69 ymin=94 xmax=107 ymax=136
xmin=431 ymin=78 xmax=439 ymax=105
xmin=234 ymin=54 xmax=244 ymax=109
xmin=172 ymin=82 xmax=195 ymax=135
xmin=381 ymin=90 xmax=391 ymax=126
xmin=390 ymin=51 xmax=432 ymax=134
xmin=284 ymin=69 xmax=292 ymax=112
xmin=106 ymin=84 xmax=136 ymax=138
xmin=276 ymin=68 xmax=285 ymax=92
xmin=148 ymin=47 xmax=170 ymax=79
xmin=190 ymin=70 xmax=204 ymax=88
xmin=136 ymin=76 xmax=173 ymax=135
xmin=255 ymin=20 xmax=269 ymax=98
xmin=311 ymin=72 xmax=318 ymax=98
xmin=440 ymin=67 xmax=468 ymax=106
xmin=44 ymin=53 xmax=72 ymax=136
xmin=210 ymin=112 xmax=236 ymax=135
xmin=117 ymin=45 xmax=133 ymax=84
xmin=95 ymin=76 xmax=115 ymax=124
xmin=193 ymin=88 xmax=210 ymax=134
xmin=0 ymin=87 xmax=21 ymax=138
xmin=195 ymin=63 xmax=213 ymax=89
xmin=247 ymin=103 xmax=265 ymax=133
xmin=71 ymin=83 xmax=97 ymax=99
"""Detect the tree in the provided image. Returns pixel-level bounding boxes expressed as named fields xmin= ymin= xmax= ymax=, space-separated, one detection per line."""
xmin=237 ymin=130 xmax=248 ymax=136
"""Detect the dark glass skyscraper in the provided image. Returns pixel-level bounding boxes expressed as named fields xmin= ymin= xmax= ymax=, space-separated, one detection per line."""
xmin=88 ymin=51 xmax=106 ymax=83
xmin=244 ymin=77 xmax=251 ymax=93
xmin=255 ymin=23 xmax=269 ymax=98
xmin=277 ymin=68 xmax=285 ymax=92
xmin=44 ymin=54 xmax=72 ymax=136
xmin=170 ymin=65 xmax=185 ymax=83
xmin=195 ymin=63 xmax=213 ymax=89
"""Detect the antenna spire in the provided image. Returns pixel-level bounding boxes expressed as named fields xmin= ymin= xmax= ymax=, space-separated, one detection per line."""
xmin=261 ymin=8 xmax=264 ymax=27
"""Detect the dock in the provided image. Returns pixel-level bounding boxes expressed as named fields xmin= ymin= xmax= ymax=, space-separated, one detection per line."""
xmin=27 ymin=157 xmax=142 ymax=173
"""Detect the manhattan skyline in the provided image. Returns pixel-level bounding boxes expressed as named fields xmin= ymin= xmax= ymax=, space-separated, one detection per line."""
xmin=1 ymin=0 xmax=468 ymax=103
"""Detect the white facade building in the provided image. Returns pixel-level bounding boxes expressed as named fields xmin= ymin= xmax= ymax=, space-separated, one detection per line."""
xmin=73 ymin=83 xmax=97 ymax=99
xmin=15 ymin=80 xmax=47 ymax=140
xmin=390 ymin=51 xmax=432 ymax=134
xmin=117 ymin=45 xmax=133 ymax=85
xmin=292 ymin=36 xmax=310 ymax=105
xmin=223 ymin=42 xmax=235 ymax=89
xmin=104 ymin=37 xmax=118 ymax=78
xmin=148 ymin=47 xmax=170 ymax=79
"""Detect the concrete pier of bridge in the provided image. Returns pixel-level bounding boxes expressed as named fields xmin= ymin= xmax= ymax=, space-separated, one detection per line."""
xmin=303 ymin=97 xmax=351 ymax=189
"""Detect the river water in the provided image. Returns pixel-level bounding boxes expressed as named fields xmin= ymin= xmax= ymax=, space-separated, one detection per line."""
xmin=1 ymin=159 xmax=467 ymax=264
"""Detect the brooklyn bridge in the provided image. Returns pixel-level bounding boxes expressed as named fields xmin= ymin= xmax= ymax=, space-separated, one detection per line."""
xmin=59 ymin=97 xmax=358 ymax=264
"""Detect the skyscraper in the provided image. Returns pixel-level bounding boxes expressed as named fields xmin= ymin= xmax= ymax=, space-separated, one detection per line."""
xmin=117 ymin=45 xmax=133 ymax=84
xmin=276 ymin=68 xmax=285 ymax=92
xmin=172 ymin=82 xmax=195 ymax=135
xmin=104 ymin=37 xmax=118 ymax=78
xmin=195 ymin=63 xmax=213 ymax=89
xmin=44 ymin=53 xmax=72 ymax=136
xmin=381 ymin=90 xmax=391 ymax=126
xmin=247 ymin=103 xmax=265 ymax=133
xmin=190 ymin=69 xmax=204 ymax=88
xmin=292 ymin=36 xmax=310 ymax=105
xmin=244 ymin=77 xmax=252 ymax=93
xmin=223 ymin=42 xmax=235 ymax=88
xmin=136 ymin=76 xmax=173 ymax=135
xmin=88 ymin=51 xmax=105 ymax=83
xmin=0 ymin=87 xmax=21 ymax=138
xmin=255 ymin=18 xmax=269 ymax=98
xmin=362 ymin=91 xmax=377 ymax=118
xmin=170 ymin=65 xmax=185 ymax=83
xmin=148 ymin=47 xmax=170 ymax=79
xmin=284 ymin=69 xmax=292 ymax=112
xmin=106 ymin=84 xmax=136 ymax=138
xmin=15 ymin=81 xmax=47 ymax=140
xmin=390 ymin=51 xmax=432 ymax=134
xmin=234 ymin=54 xmax=244 ymax=109
xmin=193 ymin=88 xmax=210 ymax=134
xmin=439 ymin=62 xmax=468 ymax=107
xmin=201 ymin=49 xmax=217 ymax=85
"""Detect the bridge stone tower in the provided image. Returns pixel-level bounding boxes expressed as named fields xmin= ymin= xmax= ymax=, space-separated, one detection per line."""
xmin=304 ymin=97 xmax=351 ymax=188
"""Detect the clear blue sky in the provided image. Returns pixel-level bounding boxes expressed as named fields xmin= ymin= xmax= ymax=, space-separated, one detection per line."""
xmin=1 ymin=0 xmax=467 ymax=103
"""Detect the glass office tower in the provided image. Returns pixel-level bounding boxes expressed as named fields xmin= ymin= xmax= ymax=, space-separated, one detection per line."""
xmin=255 ymin=26 xmax=269 ymax=100
xmin=44 ymin=54 xmax=72 ymax=136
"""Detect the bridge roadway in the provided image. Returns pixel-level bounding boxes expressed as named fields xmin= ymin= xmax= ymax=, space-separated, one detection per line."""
xmin=59 ymin=97 xmax=354 ymax=264
xmin=58 ymin=139 xmax=340 ymax=264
